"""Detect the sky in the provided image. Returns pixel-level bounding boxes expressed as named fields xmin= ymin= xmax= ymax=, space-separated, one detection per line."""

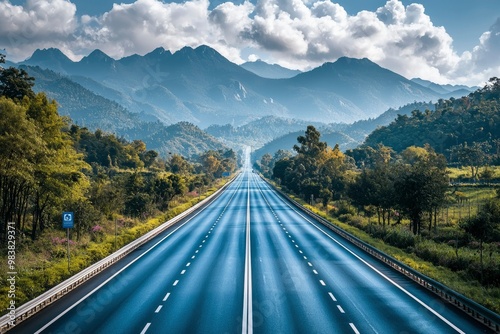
xmin=1 ymin=0 xmax=499 ymax=86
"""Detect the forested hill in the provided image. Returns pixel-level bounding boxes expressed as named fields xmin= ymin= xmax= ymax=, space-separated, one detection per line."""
xmin=364 ymin=78 xmax=500 ymax=161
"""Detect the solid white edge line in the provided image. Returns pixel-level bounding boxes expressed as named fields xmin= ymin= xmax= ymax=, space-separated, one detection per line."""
xmin=34 ymin=174 xmax=245 ymax=334
xmin=140 ymin=323 xmax=151 ymax=334
xmin=261 ymin=179 xmax=466 ymax=334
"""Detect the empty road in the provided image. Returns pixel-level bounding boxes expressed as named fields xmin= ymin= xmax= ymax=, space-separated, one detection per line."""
xmin=9 ymin=168 xmax=493 ymax=333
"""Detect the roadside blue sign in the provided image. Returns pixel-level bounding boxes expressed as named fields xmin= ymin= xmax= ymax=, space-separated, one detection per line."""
xmin=222 ymin=172 xmax=230 ymax=177
xmin=63 ymin=212 xmax=74 ymax=228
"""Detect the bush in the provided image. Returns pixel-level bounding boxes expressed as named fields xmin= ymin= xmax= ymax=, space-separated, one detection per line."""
xmin=414 ymin=240 xmax=475 ymax=272
xmin=338 ymin=213 xmax=353 ymax=223
xmin=337 ymin=202 xmax=356 ymax=216
xmin=87 ymin=243 xmax=112 ymax=262
xmin=50 ymin=246 xmax=67 ymax=259
xmin=383 ymin=227 xmax=416 ymax=249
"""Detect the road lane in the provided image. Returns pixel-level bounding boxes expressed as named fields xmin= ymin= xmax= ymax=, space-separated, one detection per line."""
xmin=146 ymin=175 xmax=247 ymax=334
xmin=251 ymin=172 xmax=493 ymax=333
xmin=11 ymin=173 xmax=247 ymax=334
xmin=250 ymin=173 xmax=352 ymax=333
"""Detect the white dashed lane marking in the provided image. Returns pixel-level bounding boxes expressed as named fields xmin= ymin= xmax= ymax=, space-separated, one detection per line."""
xmin=140 ymin=323 xmax=151 ymax=334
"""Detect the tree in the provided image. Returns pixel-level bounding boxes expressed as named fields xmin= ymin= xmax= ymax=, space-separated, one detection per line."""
xmin=347 ymin=144 xmax=395 ymax=225
xmin=0 ymin=97 xmax=41 ymax=239
xmin=394 ymin=146 xmax=448 ymax=234
xmin=0 ymin=93 xmax=90 ymax=240
xmin=460 ymin=199 xmax=500 ymax=282
xmin=0 ymin=65 xmax=35 ymax=101
xmin=318 ymin=144 xmax=348 ymax=206
xmin=168 ymin=154 xmax=192 ymax=175
xmin=450 ymin=142 xmax=491 ymax=181
xmin=293 ymin=125 xmax=327 ymax=157
xmin=259 ymin=153 xmax=273 ymax=177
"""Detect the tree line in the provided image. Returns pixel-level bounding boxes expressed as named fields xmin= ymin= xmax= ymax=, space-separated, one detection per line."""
xmin=259 ymin=126 xmax=449 ymax=235
xmin=0 ymin=55 xmax=238 ymax=242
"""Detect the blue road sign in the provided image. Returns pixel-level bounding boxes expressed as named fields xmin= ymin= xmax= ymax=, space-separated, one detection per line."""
xmin=63 ymin=212 xmax=74 ymax=228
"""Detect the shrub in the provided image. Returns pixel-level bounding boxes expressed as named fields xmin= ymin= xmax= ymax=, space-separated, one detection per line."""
xmin=50 ymin=246 xmax=67 ymax=259
xmin=338 ymin=213 xmax=353 ymax=223
xmin=383 ymin=227 xmax=416 ymax=249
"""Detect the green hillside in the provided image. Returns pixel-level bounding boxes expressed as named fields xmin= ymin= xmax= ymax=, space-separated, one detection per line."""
xmin=364 ymin=78 xmax=500 ymax=164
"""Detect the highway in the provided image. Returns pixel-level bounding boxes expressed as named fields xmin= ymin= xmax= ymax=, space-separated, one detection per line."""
xmin=10 ymin=167 xmax=493 ymax=333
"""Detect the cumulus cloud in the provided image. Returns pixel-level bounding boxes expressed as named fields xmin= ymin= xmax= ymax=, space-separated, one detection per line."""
xmin=439 ymin=18 xmax=500 ymax=85
xmin=0 ymin=0 xmax=77 ymax=58
xmin=0 ymin=0 xmax=498 ymax=86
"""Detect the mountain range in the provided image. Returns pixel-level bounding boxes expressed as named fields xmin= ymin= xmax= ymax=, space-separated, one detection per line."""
xmin=5 ymin=45 xmax=479 ymax=159
xmin=18 ymin=45 xmax=473 ymax=128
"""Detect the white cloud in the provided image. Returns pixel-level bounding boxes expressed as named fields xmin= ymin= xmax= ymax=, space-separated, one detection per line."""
xmin=247 ymin=54 xmax=260 ymax=62
xmin=0 ymin=0 xmax=498 ymax=86
xmin=0 ymin=0 xmax=77 ymax=59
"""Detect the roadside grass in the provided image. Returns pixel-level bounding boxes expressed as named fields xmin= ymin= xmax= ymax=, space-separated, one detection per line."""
xmin=447 ymin=165 xmax=500 ymax=181
xmin=0 ymin=178 xmax=229 ymax=316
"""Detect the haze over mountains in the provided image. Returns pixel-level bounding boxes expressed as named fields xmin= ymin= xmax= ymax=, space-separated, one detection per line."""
xmin=19 ymin=45 xmax=470 ymax=126
xmin=8 ymin=44 xmax=477 ymax=157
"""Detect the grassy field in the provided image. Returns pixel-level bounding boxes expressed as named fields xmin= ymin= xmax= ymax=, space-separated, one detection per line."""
xmin=447 ymin=165 xmax=500 ymax=182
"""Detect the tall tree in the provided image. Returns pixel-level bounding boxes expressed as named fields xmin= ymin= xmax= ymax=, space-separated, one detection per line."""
xmin=450 ymin=141 xmax=491 ymax=181
xmin=394 ymin=145 xmax=448 ymax=234
xmin=460 ymin=198 xmax=500 ymax=282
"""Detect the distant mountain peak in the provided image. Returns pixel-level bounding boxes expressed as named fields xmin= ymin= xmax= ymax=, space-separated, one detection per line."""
xmin=336 ymin=56 xmax=372 ymax=64
xmin=28 ymin=48 xmax=72 ymax=63
xmin=175 ymin=45 xmax=223 ymax=59
xmin=172 ymin=45 xmax=233 ymax=68
xmin=82 ymin=49 xmax=114 ymax=63
xmin=143 ymin=47 xmax=172 ymax=63
xmin=146 ymin=47 xmax=170 ymax=57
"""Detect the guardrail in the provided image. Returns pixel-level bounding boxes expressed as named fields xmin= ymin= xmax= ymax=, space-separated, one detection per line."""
xmin=0 ymin=175 xmax=238 ymax=333
xmin=262 ymin=177 xmax=500 ymax=333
